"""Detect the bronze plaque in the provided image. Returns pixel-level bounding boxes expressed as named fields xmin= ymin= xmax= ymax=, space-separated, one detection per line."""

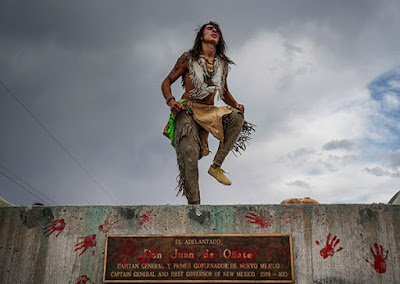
xmin=103 ymin=234 xmax=294 ymax=283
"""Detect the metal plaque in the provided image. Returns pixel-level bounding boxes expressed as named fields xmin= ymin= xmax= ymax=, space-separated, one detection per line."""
xmin=103 ymin=234 xmax=294 ymax=283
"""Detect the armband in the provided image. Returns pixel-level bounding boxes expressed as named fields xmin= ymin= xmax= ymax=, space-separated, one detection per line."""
xmin=166 ymin=96 xmax=175 ymax=105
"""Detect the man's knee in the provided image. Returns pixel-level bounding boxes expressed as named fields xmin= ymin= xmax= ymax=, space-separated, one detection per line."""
xmin=226 ymin=109 xmax=244 ymax=129
xmin=232 ymin=108 xmax=245 ymax=120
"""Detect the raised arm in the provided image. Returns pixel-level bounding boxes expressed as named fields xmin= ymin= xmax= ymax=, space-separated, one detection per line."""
xmin=222 ymin=72 xmax=245 ymax=113
xmin=161 ymin=52 xmax=189 ymax=114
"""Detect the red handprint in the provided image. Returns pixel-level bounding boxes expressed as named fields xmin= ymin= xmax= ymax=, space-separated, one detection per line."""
xmin=43 ymin=219 xmax=66 ymax=237
xmin=196 ymin=248 xmax=220 ymax=271
xmin=112 ymin=240 xmax=137 ymax=265
xmin=75 ymin=275 xmax=94 ymax=284
xmin=281 ymin=207 xmax=303 ymax=228
xmin=365 ymin=243 xmax=388 ymax=274
xmin=138 ymin=210 xmax=157 ymax=228
xmin=316 ymin=233 xmax=343 ymax=259
xmin=74 ymin=234 xmax=97 ymax=256
xmin=99 ymin=212 xmax=121 ymax=233
xmin=245 ymin=211 xmax=272 ymax=229
xmin=139 ymin=242 xmax=161 ymax=264
xmin=198 ymin=248 xmax=219 ymax=263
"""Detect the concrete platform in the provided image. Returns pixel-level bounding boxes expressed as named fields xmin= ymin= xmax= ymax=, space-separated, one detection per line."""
xmin=0 ymin=204 xmax=399 ymax=283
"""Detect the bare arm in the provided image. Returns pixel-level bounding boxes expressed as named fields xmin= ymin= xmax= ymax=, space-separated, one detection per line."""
xmin=222 ymin=72 xmax=245 ymax=113
xmin=161 ymin=52 xmax=189 ymax=114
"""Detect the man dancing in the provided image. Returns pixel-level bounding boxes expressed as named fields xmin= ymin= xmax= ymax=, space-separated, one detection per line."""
xmin=161 ymin=21 xmax=254 ymax=204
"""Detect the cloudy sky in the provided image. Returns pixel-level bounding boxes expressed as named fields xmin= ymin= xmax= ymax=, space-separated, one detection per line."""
xmin=1 ymin=0 xmax=400 ymax=206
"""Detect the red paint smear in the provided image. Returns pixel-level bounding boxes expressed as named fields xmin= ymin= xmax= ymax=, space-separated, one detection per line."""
xmin=316 ymin=240 xmax=320 ymax=245
xmin=318 ymin=233 xmax=343 ymax=259
xmin=197 ymin=249 xmax=220 ymax=271
xmin=139 ymin=242 xmax=161 ymax=264
xmin=74 ymin=234 xmax=97 ymax=256
xmin=112 ymin=240 xmax=138 ymax=265
xmin=264 ymin=245 xmax=290 ymax=263
xmin=139 ymin=210 xmax=157 ymax=227
xmin=227 ymin=245 xmax=258 ymax=264
xmin=75 ymin=275 xmax=94 ymax=284
xmin=245 ymin=211 xmax=272 ymax=229
xmin=365 ymin=243 xmax=388 ymax=274
xmin=198 ymin=248 xmax=220 ymax=263
xmin=43 ymin=219 xmax=66 ymax=237
xmin=99 ymin=212 xmax=121 ymax=233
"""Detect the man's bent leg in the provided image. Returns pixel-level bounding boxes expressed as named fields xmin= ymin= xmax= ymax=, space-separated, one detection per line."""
xmin=213 ymin=109 xmax=245 ymax=166
xmin=174 ymin=112 xmax=201 ymax=204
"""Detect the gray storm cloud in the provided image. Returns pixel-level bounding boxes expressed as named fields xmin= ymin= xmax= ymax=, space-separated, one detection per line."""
xmin=323 ymin=139 xmax=355 ymax=151
xmin=1 ymin=0 xmax=400 ymax=205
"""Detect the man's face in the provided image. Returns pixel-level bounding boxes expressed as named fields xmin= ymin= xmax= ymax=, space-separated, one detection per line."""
xmin=202 ymin=24 xmax=220 ymax=45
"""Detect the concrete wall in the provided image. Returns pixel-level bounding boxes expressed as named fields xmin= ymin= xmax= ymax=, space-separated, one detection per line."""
xmin=0 ymin=204 xmax=399 ymax=284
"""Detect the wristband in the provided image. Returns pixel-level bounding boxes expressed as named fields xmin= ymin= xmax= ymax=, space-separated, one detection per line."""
xmin=166 ymin=96 xmax=175 ymax=105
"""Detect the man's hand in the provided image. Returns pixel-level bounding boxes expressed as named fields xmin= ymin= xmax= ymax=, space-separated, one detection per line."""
xmin=234 ymin=103 xmax=245 ymax=113
xmin=168 ymin=99 xmax=184 ymax=114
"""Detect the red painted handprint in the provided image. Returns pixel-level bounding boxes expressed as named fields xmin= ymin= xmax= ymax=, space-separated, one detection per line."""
xmin=245 ymin=211 xmax=272 ymax=229
xmin=281 ymin=207 xmax=303 ymax=228
xmin=75 ymin=275 xmax=94 ymax=284
xmin=112 ymin=240 xmax=137 ymax=265
xmin=316 ymin=233 xmax=343 ymax=259
xmin=196 ymin=248 xmax=220 ymax=271
xmin=139 ymin=242 xmax=161 ymax=264
xmin=43 ymin=219 xmax=66 ymax=237
xmin=74 ymin=234 xmax=97 ymax=256
xmin=198 ymin=248 xmax=219 ymax=263
xmin=365 ymin=243 xmax=388 ymax=274
xmin=138 ymin=210 xmax=157 ymax=228
xmin=99 ymin=212 xmax=121 ymax=233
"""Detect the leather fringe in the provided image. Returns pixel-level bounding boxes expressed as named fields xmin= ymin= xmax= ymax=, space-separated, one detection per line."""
xmin=174 ymin=122 xmax=201 ymax=198
xmin=231 ymin=120 xmax=256 ymax=156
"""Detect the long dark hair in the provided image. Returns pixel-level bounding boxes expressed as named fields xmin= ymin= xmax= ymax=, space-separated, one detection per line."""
xmin=189 ymin=21 xmax=234 ymax=65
